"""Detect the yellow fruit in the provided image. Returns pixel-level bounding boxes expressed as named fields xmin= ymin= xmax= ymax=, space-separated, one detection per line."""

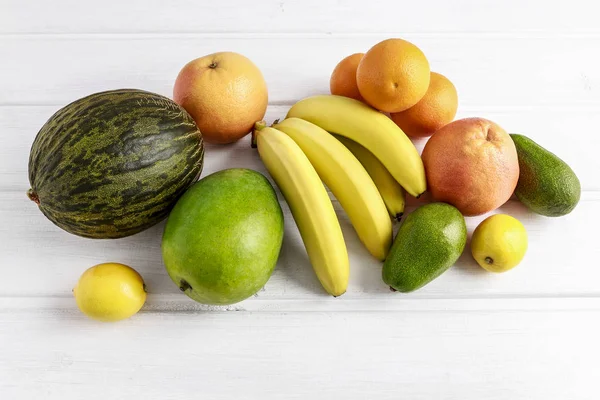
xmin=330 ymin=53 xmax=364 ymax=101
xmin=471 ymin=214 xmax=528 ymax=273
xmin=335 ymin=135 xmax=405 ymax=221
xmin=254 ymin=124 xmax=349 ymax=296
xmin=356 ymin=38 xmax=430 ymax=113
xmin=274 ymin=118 xmax=392 ymax=260
xmin=390 ymin=72 xmax=458 ymax=138
xmin=73 ymin=263 xmax=147 ymax=322
xmin=286 ymin=95 xmax=426 ymax=197
xmin=173 ymin=52 xmax=268 ymax=144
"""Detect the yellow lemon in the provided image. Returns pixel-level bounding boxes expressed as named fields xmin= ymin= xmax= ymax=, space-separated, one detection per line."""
xmin=471 ymin=214 xmax=528 ymax=273
xmin=73 ymin=263 xmax=147 ymax=322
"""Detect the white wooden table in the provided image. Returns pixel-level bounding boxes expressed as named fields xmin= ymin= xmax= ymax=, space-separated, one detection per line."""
xmin=1 ymin=1 xmax=599 ymax=398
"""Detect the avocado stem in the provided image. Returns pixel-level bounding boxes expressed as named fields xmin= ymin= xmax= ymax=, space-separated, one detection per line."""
xmin=27 ymin=189 xmax=40 ymax=205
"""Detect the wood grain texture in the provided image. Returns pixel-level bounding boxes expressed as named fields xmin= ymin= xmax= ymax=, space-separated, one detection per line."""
xmin=1 ymin=1 xmax=599 ymax=398
xmin=1 ymin=36 xmax=599 ymax=107
xmin=1 ymin=0 xmax=598 ymax=34
xmin=0 ymin=309 xmax=599 ymax=400
xmin=3 ymin=106 xmax=598 ymax=192
xmin=3 ymin=187 xmax=599 ymax=301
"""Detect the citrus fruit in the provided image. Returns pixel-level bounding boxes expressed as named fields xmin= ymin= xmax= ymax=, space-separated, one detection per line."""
xmin=73 ymin=263 xmax=147 ymax=322
xmin=173 ymin=51 xmax=268 ymax=144
xmin=471 ymin=214 xmax=528 ymax=273
xmin=391 ymin=72 xmax=458 ymax=138
xmin=356 ymin=38 xmax=430 ymax=112
xmin=330 ymin=53 xmax=364 ymax=101
xmin=421 ymin=118 xmax=519 ymax=216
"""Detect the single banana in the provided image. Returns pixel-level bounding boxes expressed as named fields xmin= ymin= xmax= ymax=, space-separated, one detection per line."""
xmin=286 ymin=95 xmax=426 ymax=197
xmin=254 ymin=123 xmax=349 ymax=296
xmin=275 ymin=118 xmax=392 ymax=261
xmin=335 ymin=135 xmax=406 ymax=221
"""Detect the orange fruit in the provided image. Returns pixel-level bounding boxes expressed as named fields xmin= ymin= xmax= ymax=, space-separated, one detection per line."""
xmin=330 ymin=53 xmax=364 ymax=101
xmin=173 ymin=52 xmax=268 ymax=144
xmin=391 ymin=72 xmax=458 ymax=138
xmin=421 ymin=118 xmax=519 ymax=216
xmin=356 ymin=38 xmax=430 ymax=113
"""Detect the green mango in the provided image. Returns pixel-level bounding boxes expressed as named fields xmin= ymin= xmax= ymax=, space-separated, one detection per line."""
xmin=162 ymin=168 xmax=284 ymax=305
xmin=511 ymin=134 xmax=580 ymax=217
xmin=383 ymin=203 xmax=466 ymax=292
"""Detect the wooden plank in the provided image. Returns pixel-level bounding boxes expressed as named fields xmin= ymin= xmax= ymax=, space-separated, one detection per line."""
xmin=3 ymin=105 xmax=597 ymax=192
xmin=0 ymin=309 xmax=598 ymax=399
xmin=1 ymin=0 xmax=597 ymax=34
xmin=1 ymin=36 xmax=599 ymax=108
xmin=2 ymin=295 xmax=600 ymax=313
xmin=2 ymin=187 xmax=598 ymax=300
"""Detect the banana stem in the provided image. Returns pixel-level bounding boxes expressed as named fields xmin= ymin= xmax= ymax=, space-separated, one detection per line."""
xmin=251 ymin=121 xmax=267 ymax=148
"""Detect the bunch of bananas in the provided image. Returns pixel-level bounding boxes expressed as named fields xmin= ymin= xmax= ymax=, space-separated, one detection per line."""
xmin=253 ymin=95 xmax=426 ymax=296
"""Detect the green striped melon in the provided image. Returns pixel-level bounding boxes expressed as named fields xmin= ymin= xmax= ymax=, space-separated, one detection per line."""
xmin=28 ymin=89 xmax=204 ymax=239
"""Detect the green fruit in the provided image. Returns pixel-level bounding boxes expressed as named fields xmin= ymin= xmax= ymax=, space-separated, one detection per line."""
xmin=162 ymin=169 xmax=284 ymax=305
xmin=28 ymin=89 xmax=204 ymax=239
xmin=383 ymin=203 xmax=466 ymax=292
xmin=510 ymin=134 xmax=580 ymax=217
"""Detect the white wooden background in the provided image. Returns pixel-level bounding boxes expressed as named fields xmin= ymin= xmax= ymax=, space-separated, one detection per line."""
xmin=1 ymin=1 xmax=599 ymax=398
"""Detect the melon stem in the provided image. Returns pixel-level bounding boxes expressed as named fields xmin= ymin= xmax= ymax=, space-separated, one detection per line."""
xmin=27 ymin=189 xmax=40 ymax=205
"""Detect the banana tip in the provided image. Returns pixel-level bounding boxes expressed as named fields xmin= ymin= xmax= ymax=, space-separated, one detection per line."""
xmin=251 ymin=121 xmax=267 ymax=148
xmin=254 ymin=120 xmax=267 ymax=131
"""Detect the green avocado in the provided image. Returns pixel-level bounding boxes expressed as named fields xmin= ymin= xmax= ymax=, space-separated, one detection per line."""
xmin=162 ymin=168 xmax=284 ymax=305
xmin=383 ymin=203 xmax=466 ymax=293
xmin=510 ymin=134 xmax=581 ymax=217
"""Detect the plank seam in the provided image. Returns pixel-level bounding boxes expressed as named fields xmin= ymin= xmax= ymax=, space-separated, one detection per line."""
xmin=2 ymin=32 xmax=600 ymax=39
